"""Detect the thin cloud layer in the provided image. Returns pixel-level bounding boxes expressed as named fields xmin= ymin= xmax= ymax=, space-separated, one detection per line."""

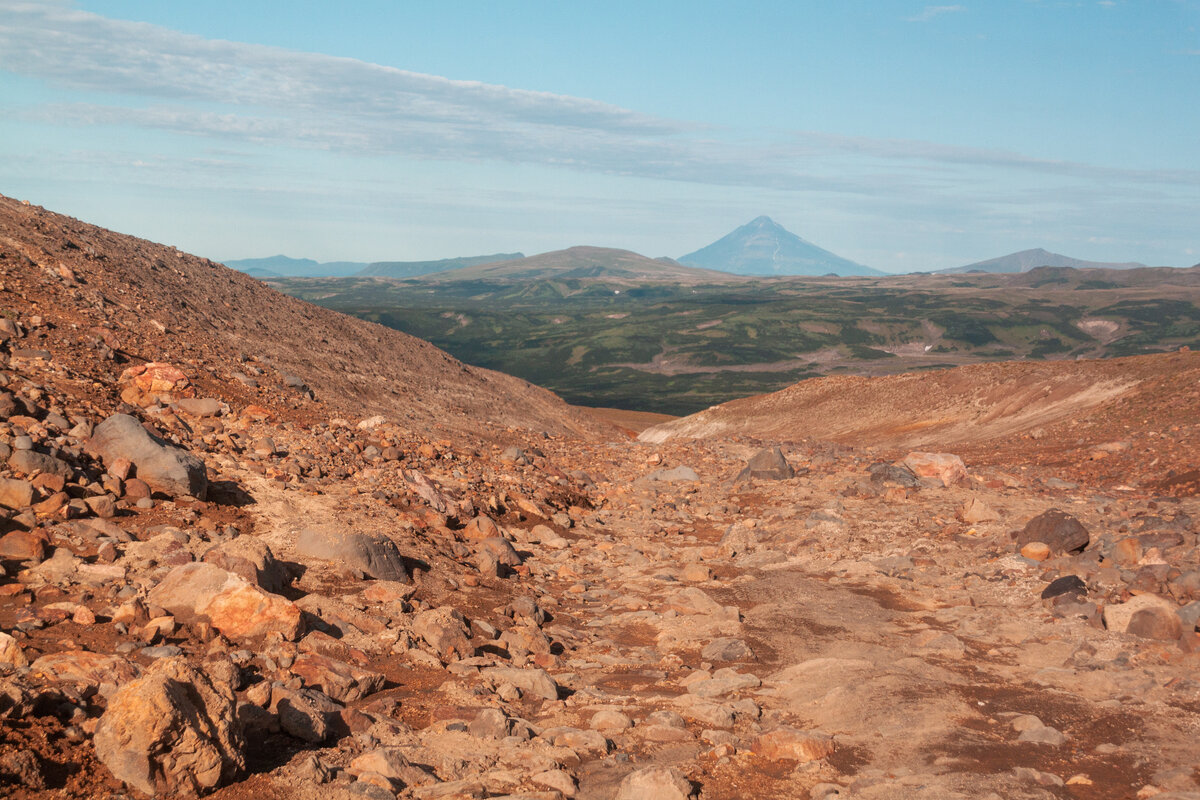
xmin=0 ymin=1 xmax=685 ymax=135
xmin=906 ymin=5 xmax=965 ymax=22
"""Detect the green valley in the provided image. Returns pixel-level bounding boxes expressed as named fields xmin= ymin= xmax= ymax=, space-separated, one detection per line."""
xmin=270 ymin=263 xmax=1200 ymax=416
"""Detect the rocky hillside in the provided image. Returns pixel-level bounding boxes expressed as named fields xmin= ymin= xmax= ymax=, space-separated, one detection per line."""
xmin=0 ymin=196 xmax=1199 ymax=800
xmin=0 ymin=194 xmax=608 ymax=440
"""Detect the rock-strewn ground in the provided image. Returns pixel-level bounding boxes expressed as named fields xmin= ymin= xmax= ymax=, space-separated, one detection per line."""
xmin=0 ymin=196 xmax=1198 ymax=800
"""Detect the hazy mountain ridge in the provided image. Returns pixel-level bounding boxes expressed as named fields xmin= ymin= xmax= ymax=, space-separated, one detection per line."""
xmin=939 ymin=247 xmax=1148 ymax=274
xmin=223 ymin=255 xmax=368 ymax=278
xmin=416 ymin=246 xmax=738 ymax=284
xmin=226 ymin=239 xmax=1169 ymax=280
xmin=679 ymin=216 xmax=884 ymax=277
xmin=358 ymin=253 xmax=524 ymax=278
xmin=225 ymin=253 xmax=525 ymax=279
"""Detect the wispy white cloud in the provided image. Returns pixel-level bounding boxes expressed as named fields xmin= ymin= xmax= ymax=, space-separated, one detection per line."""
xmin=788 ymin=131 xmax=1200 ymax=187
xmin=0 ymin=0 xmax=687 ymax=136
xmin=906 ymin=5 xmax=965 ymax=22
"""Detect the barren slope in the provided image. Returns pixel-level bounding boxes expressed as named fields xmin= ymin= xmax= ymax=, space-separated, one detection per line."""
xmin=641 ymin=351 xmax=1200 ymax=485
xmin=0 ymin=194 xmax=609 ymax=439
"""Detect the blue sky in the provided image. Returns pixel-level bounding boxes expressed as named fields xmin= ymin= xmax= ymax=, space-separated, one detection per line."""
xmin=0 ymin=1 xmax=1197 ymax=272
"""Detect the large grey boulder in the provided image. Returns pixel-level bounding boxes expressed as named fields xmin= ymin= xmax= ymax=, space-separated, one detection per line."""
xmin=638 ymin=465 xmax=700 ymax=484
xmin=7 ymin=450 xmax=72 ymax=479
xmin=86 ymin=414 xmax=207 ymax=499
xmin=735 ymin=446 xmax=794 ymax=482
xmin=615 ymin=766 xmax=694 ymax=800
xmin=295 ymin=527 xmax=409 ymax=582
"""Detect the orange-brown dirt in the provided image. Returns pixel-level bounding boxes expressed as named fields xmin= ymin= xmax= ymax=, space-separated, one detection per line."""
xmin=641 ymin=351 xmax=1200 ymax=493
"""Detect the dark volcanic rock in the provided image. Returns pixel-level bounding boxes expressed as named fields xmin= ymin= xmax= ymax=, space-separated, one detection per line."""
xmin=869 ymin=463 xmax=922 ymax=488
xmin=1041 ymin=575 xmax=1087 ymax=600
xmin=86 ymin=414 xmax=208 ymax=499
xmin=1018 ymin=509 xmax=1090 ymax=554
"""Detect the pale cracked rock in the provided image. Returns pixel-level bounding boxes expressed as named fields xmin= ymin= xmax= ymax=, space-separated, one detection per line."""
xmin=532 ymin=769 xmax=577 ymax=797
xmin=615 ymin=765 xmax=694 ymax=800
xmin=411 ymin=606 xmax=473 ymax=660
xmin=0 ymin=632 xmax=28 ymax=667
xmin=639 ymin=465 xmax=700 ymax=484
xmin=901 ymin=452 xmax=967 ymax=487
xmin=483 ymin=666 xmax=560 ymax=700
xmin=665 ymin=587 xmax=727 ymax=616
xmin=0 ymin=477 xmax=33 ymax=510
xmin=469 ymin=707 xmax=510 ymax=739
xmin=552 ymin=727 xmax=609 ymax=754
xmin=591 ymin=709 xmax=633 ymax=732
xmin=86 ymin=414 xmax=208 ymax=499
xmin=688 ymin=668 xmax=760 ymax=698
xmin=958 ymin=495 xmax=999 ymax=524
xmin=349 ymin=748 xmax=435 ymax=788
xmin=700 ymin=637 xmax=754 ymax=662
xmin=1018 ymin=724 xmax=1068 ymax=746
xmin=32 ymin=651 xmax=139 ymax=692
xmin=148 ymin=562 xmax=302 ymax=641
xmin=476 ymin=536 xmax=522 ymax=567
xmin=289 ymin=653 xmax=385 ymax=702
xmin=752 ymin=727 xmax=835 ymax=762
xmin=94 ymin=656 xmax=244 ymax=797
xmin=500 ymin=624 xmax=552 ymax=656
xmin=1103 ymin=593 xmax=1177 ymax=636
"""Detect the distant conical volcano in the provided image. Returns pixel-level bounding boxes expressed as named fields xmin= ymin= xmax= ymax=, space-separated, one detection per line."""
xmin=679 ymin=216 xmax=883 ymax=277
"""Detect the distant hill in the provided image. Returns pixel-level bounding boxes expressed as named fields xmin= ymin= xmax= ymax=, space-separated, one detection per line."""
xmin=358 ymin=253 xmax=523 ymax=279
xmin=223 ymin=255 xmax=366 ymax=278
xmin=679 ymin=216 xmax=883 ymax=277
xmin=420 ymin=246 xmax=738 ymax=283
xmin=940 ymin=248 xmax=1146 ymax=274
